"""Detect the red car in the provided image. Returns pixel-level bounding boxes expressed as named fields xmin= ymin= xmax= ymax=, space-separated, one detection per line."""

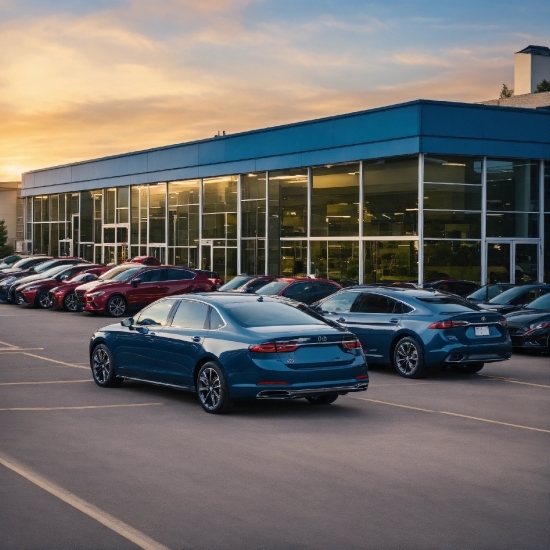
xmin=127 ymin=256 xmax=161 ymax=266
xmin=76 ymin=264 xmax=215 ymax=317
xmin=254 ymin=277 xmax=342 ymax=305
xmin=16 ymin=264 xmax=102 ymax=308
xmin=49 ymin=266 xmax=111 ymax=312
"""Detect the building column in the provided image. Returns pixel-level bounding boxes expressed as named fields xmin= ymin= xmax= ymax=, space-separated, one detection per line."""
xmin=358 ymin=161 xmax=364 ymax=285
xmin=481 ymin=157 xmax=488 ymax=285
xmin=307 ymin=167 xmax=312 ymax=276
xmin=539 ymin=160 xmax=545 ymax=283
xmin=417 ymin=154 xmax=424 ymax=285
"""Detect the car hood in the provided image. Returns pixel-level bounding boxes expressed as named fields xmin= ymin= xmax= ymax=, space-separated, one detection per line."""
xmin=76 ymin=279 xmax=126 ymax=293
xmin=11 ymin=273 xmax=48 ymax=286
xmin=19 ymin=277 xmax=57 ymax=290
xmin=505 ymin=310 xmax=550 ymax=325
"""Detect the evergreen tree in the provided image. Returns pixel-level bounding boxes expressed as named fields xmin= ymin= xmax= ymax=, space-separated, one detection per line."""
xmin=0 ymin=219 xmax=13 ymax=258
xmin=534 ymin=79 xmax=550 ymax=93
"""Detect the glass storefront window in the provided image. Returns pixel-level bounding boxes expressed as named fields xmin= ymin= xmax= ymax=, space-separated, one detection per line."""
xmin=33 ymin=197 xmax=41 ymax=222
xmin=242 ymin=173 xmax=266 ymax=201
xmin=424 ymin=211 xmax=481 ymax=239
xmin=140 ymin=187 xmax=148 ymax=244
xmin=311 ymin=164 xmax=359 ymax=237
xmin=80 ymin=191 xmax=94 ymax=242
xmin=104 ymin=188 xmax=115 ymax=224
xmin=310 ymin=241 xmax=359 ymax=283
xmin=169 ymin=180 xmax=200 ymax=247
xmin=169 ymin=247 xmax=198 ymax=268
xmin=203 ymin=176 xmax=237 ymax=214
xmin=50 ymin=195 xmax=59 ymax=222
xmin=280 ymin=240 xmax=307 ymax=276
xmin=545 ymin=164 xmax=550 ymax=213
xmin=545 ymin=214 xmax=550 ymax=283
xmin=424 ymin=240 xmax=481 ymax=282
xmin=363 ymin=157 xmax=418 ymax=236
xmin=149 ymin=183 xmax=166 ymax=243
xmin=486 ymin=159 xmax=539 ymax=212
xmin=424 ymin=155 xmax=482 ymax=184
xmin=424 ymin=184 xmax=481 ymax=211
xmin=241 ymin=239 xmax=265 ymax=274
xmin=363 ymin=240 xmax=418 ymax=283
xmin=486 ymin=213 xmax=539 ymax=238
xmin=242 ymin=200 xmax=266 ymax=238
xmin=117 ymin=187 xmax=129 ymax=224
xmin=269 ymin=169 xmax=308 ymax=238
xmin=131 ymin=187 xmax=139 ymax=245
xmin=104 ymin=227 xmax=115 ymax=243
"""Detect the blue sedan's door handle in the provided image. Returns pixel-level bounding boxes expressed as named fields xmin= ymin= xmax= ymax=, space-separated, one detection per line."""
xmin=389 ymin=318 xmax=399 ymax=324
xmin=192 ymin=336 xmax=201 ymax=342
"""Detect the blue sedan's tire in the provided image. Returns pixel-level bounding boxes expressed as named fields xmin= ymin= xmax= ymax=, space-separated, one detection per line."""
xmin=450 ymin=362 xmax=484 ymax=374
xmin=306 ymin=393 xmax=339 ymax=405
xmin=91 ymin=344 xmax=124 ymax=388
xmin=197 ymin=362 xmax=234 ymax=414
xmin=393 ymin=336 xmax=427 ymax=379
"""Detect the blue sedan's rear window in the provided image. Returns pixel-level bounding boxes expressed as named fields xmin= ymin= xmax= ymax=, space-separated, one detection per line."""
xmin=417 ymin=297 xmax=480 ymax=312
xmin=224 ymin=302 xmax=327 ymax=327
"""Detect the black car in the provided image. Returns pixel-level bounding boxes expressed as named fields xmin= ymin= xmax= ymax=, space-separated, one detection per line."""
xmin=478 ymin=284 xmax=550 ymax=314
xmin=466 ymin=283 xmax=516 ymax=304
xmin=505 ymin=293 xmax=550 ymax=353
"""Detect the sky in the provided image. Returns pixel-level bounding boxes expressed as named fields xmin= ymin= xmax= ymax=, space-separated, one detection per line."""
xmin=1 ymin=0 xmax=549 ymax=181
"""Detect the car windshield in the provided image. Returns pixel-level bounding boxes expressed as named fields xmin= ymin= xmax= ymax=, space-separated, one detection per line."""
xmin=488 ymin=286 xmax=535 ymax=305
xmin=35 ymin=260 xmax=67 ymax=273
xmin=218 ymin=276 xmax=252 ymax=291
xmin=39 ymin=265 xmax=74 ymax=278
xmin=525 ymin=293 xmax=550 ymax=311
xmin=416 ymin=296 xmax=480 ymax=312
xmin=99 ymin=266 xmax=142 ymax=282
xmin=1 ymin=255 xmax=19 ymax=264
xmin=224 ymin=301 xmax=327 ymax=328
xmin=255 ymin=281 xmax=290 ymax=295
xmin=68 ymin=272 xmax=94 ymax=283
xmin=10 ymin=258 xmax=43 ymax=270
xmin=468 ymin=285 xmax=511 ymax=301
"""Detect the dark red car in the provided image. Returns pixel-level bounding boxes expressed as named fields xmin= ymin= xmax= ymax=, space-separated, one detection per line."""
xmin=50 ymin=266 xmax=111 ymax=312
xmin=254 ymin=277 xmax=342 ymax=305
xmin=76 ymin=264 xmax=215 ymax=317
xmin=16 ymin=264 xmax=101 ymax=308
xmin=127 ymin=256 xmax=161 ymax=266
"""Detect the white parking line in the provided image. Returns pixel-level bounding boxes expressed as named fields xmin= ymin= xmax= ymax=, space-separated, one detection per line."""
xmin=350 ymin=396 xmax=550 ymax=433
xmin=0 ymin=380 xmax=92 ymax=386
xmin=19 ymin=352 xmax=89 ymax=370
xmin=0 ymin=348 xmax=45 ymax=352
xmin=0 ymin=454 xmax=173 ymax=550
xmin=0 ymin=403 xmax=163 ymax=411
xmin=479 ymin=375 xmax=550 ymax=389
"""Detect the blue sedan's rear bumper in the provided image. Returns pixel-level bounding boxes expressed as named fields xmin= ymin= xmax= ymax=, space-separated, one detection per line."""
xmin=255 ymin=381 xmax=368 ymax=399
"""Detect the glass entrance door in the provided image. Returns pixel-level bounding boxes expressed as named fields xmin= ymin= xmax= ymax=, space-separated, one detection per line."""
xmin=201 ymin=242 xmax=213 ymax=271
xmin=486 ymin=241 xmax=539 ymax=284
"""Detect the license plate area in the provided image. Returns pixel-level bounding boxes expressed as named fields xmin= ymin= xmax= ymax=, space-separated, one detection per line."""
xmin=475 ymin=326 xmax=490 ymax=336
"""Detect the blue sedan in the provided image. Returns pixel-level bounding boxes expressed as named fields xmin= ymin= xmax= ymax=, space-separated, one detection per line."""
xmin=89 ymin=294 xmax=369 ymax=413
xmin=313 ymin=287 xmax=512 ymax=378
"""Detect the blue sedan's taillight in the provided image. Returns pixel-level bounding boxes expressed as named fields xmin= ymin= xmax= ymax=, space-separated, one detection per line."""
xmin=428 ymin=320 xmax=469 ymax=329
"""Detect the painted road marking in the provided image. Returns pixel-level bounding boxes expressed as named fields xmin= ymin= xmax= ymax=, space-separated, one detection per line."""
xmin=0 ymin=340 xmax=16 ymax=346
xmin=0 ymin=454 xmax=173 ymax=550
xmin=350 ymin=396 xmax=550 ymax=434
xmin=0 ymin=348 xmax=45 ymax=352
xmin=19 ymin=352 xmax=89 ymax=370
xmin=0 ymin=380 xmax=92 ymax=386
xmin=0 ymin=403 xmax=163 ymax=411
xmin=479 ymin=375 xmax=550 ymax=389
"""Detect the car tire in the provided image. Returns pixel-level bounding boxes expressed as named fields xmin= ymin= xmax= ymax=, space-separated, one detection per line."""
xmin=106 ymin=295 xmax=127 ymax=317
xmin=305 ymin=393 xmax=339 ymax=405
xmin=196 ymin=362 xmax=233 ymax=414
xmin=90 ymin=344 xmax=123 ymax=388
xmin=393 ymin=336 xmax=427 ymax=379
xmin=450 ymin=362 xmax=485 ymax=375
xmin=36 ymin=289 xmax=52 ymax=309
xmin=63 ymin=291 xmax=80 ymax=312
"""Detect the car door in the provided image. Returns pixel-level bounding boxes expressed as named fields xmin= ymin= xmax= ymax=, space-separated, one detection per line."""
xmin=126 ymin=268 xmax=168 ymax=308
xmin=318 ymin=291 xmax=362 ymax=325
xmin=344 ymin=293 xmax=404 ymax=364
xmin=164 ymin=268 xmax=197 ymax=295
xmin=281 ymin=281 xmax=316 ymax=304
xmin=152 ymin=299 xmax=211 ymax=387
xmin=112 ymin=299 xmax=176 ymax=380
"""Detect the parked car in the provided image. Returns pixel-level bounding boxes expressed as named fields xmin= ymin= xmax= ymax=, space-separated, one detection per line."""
xmin=477 ymin=284 xmax=550 ymax=314
xmin=466 ymin=283 xmax=516 ymax=304
xmin=89 ymin=294 xmax=369 ymax=413
xmin=16 ymin=264 xmax=104 ymax=308
xmin=218 ymin=275 xmax=278 ymax=293
xmin=0 ymin=254 xmax=24 ymax=271
xmin=76 ymin=265 xmax=215 ymax=317
xmin=127 ymin=256 xmax=161 ymax=266
xmin=50 ymin=267 xmax=111 ymax=312
xmin=313 ymin=287 xmax=511 ymax=378
xmin=0 ymin=256 xmax=53 ymax=282
xmin=422 ymin=279 xmax=481 ymax=297
xmin=196 ymin=270 xmax=224 ymax=290
xmin=505 ymin=292 xmax=550 ymax=353
xmin=255 ymin=278 xmax=341 ymax=305
xmin=1 ymin=258 xmax=89 ymax=304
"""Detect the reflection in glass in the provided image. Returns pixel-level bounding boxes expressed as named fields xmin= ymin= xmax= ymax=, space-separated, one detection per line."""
xmin=169 ymin=180 xmax=200 ymax=247
xmin=363 ymin=157 xmax=418 ymax=236
xmin=280 ymin=240 xmax=307 ymax=276
xmin=486 ymin=159 xmax=539 ymax=212
xmin=545 ymin=215 xmax=550 ymax=283
xmin=311 ymin=164 xmax=359 ymax=237
xmin=424 ymin=240 xmax=481 ymax=282
xmin=131 ymin=187 xmax=139 ymax=245
xmin=424 ymin=155 xmax=482 ymax=184
xmin=424 ymin=184 xmax=481 ymax=210
xmin=310 ymin=241 xmax=359 ymax=283
xmin=424 ymin=211 xmax=481 ymax=239
xmin=169 ymin=247 xmax=198 ymax=268
xmin=80 ymin=191 xmax=93 ymax=242
xmin=545 ymin=164 xmax=550 ymax=212
xmin=203 ymin=176 xmax=237 ymax=240
xmin=515 ymin=243 xmax=538 ymax=284
xmin=104 ymin=188 xmax=115 ymax=224
xmin=363 ymin=240 xmax=418 ymax=283
xmin=241 ymin=239 xmax=265 ymax=274
xmin=117 ymin=187 xmax=129 ymax=224
xmin=486 ymin=213 xmax=538 ymax=238
xmin=149 ymin=183 xmax=166 ymax=243
xmin=269 ymin=169 xmax=308 ymax=238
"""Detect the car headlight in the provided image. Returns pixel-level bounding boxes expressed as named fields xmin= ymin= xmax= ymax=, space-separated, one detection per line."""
xmin=87 ymin=291 xmax=106 ymax=298
xmin=529 ymin=322 xmax=550 ymax=330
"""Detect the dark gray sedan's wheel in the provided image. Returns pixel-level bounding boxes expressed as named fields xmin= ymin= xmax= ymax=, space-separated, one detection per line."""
xmin=37 ymin=289 xmax=53 ymax=309
xmin=306 ymin=393 xmax=339 ymax=405
xmin=91 ymin=344 xmax=123 ymax=387
xmin=63 ymin=291 xmax=80 ymax=312
xmin=393 ymin=336 xmax=427 ymax=378
xmin=106 ymin=295 xmax=127 ymax=317
xmin=450 ymin=362 xmax=484 ymax=374
xmin=196 ymin=362 xmax=233 ymax=414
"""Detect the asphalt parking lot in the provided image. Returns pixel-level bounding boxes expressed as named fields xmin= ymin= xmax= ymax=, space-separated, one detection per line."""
xmin=0 ymin=306 xmax=549 ymax=550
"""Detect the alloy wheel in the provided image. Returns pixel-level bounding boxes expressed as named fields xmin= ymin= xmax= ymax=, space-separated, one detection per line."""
xmin=395 ymin=341 xmax=419 ymax=375
xmin=64 ymin=292 xmax=79 ymax=312
xmin=38 ymin=292 xmax=53 ymax=308
xmin=108 ymin=296 xmax=126 ymax=317
xmin=92 ymin=346 xmax=111 ymax=384
xmin=198 ymin=367 xmax=221 ymax=411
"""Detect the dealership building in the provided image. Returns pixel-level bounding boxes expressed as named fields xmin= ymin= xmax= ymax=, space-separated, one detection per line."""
xmin=21 ymin=98 xmax=550 ymax=285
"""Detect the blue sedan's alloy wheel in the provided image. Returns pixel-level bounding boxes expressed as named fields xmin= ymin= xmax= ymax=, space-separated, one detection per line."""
xmin=91 ymin=344 xmax=123 ymax=388
xmin=197 ymin=362 xmax=233 ymax=414
xmin=393 ymin=337 xmax=426 ymax=379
